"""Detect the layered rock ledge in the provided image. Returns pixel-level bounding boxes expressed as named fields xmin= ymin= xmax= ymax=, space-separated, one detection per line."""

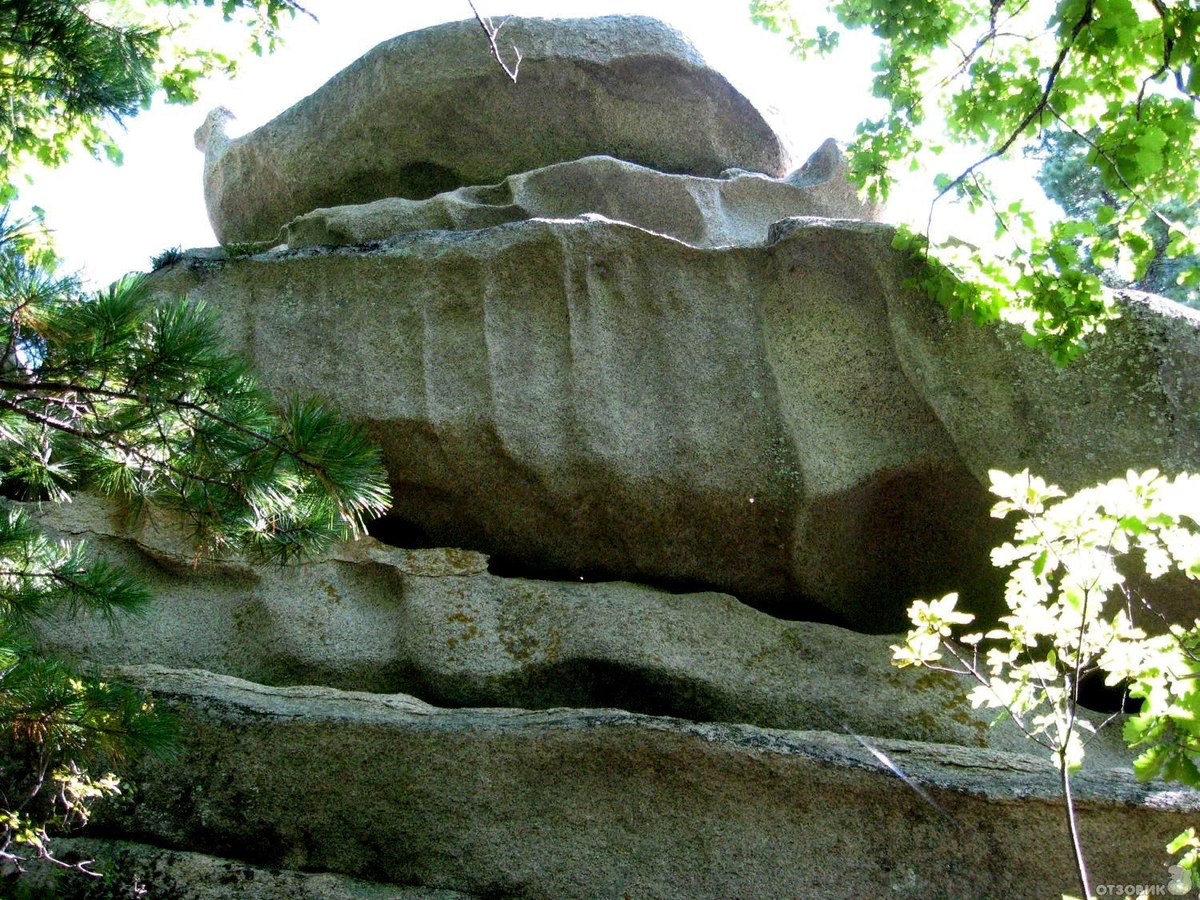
xmin=281 ymin=151 xmax=878 ymax=251
xmin=36 ymin=494 xmax=1114 ymax=759
xmin=90 ymin=666 xmax=1198 ymax=900
xmin=151 ymin=216 xmax=1200 ymax=628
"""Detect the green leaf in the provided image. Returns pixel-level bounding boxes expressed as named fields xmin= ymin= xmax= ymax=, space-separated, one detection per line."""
xmin=1168 ymin=829 xmax=1199 ymax=855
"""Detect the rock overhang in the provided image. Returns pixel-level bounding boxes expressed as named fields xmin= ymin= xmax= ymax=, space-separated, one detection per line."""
xmin=149 ymin=215 xmax=1009 ymax=629
xmin=151 ymin=210 xmax=1200 ymax=630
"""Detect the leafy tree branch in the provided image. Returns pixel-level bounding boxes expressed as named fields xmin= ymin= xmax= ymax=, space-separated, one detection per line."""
xmin=752 ymin=0 xmax=1200 ymax=362
xmin=894 ymin=468 xmax=1200 ymax=898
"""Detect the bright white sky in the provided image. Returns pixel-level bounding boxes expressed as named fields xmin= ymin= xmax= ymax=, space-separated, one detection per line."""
xmin=20 ymin=0 xmax=1036 ymax=288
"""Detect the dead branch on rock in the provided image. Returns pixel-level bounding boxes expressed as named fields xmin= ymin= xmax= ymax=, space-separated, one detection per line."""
xmin=468 ymin=1 xmax=521 ymax=82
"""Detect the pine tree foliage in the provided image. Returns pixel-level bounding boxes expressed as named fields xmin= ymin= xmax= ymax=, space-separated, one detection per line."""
xmin=0 ymin=0 xmax=387 ymax=880
xmin=1033 ymin=128 xmax=1200 ymax=309
xmin=0 ymin=225 xmax=389 ymax=562
xmin=0 ymin=214 xmax=390 ymax=876
xmin=0 ymin=0 xmax=159 ymax=189
xmin=752 ymin=0 xmax=1200 ymax=362
xmin=0 ymin=0 xmax=315 ymax=199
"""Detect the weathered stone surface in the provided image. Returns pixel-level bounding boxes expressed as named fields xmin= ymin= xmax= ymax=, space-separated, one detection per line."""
xmin=90 ymin=667 xmax=1199 ymax=900
xmin=151 ymin=215 xmax=1200 ymax=627
xmin=18 ymin=840 xmax=475 ymax=899
xmin=34 ymin=494 xmax=1109 ymax=758
xmin=784 ymin=136 xmax=883 ymax=217
xmin=31 ymin=13 xmax=1200 ymax=899
xmin=32 ymin=488 xmax=490 ymax=578
xmin=886 ymin=280 xmax=1200 ymax=491
xmin=152 ymin=216 xmax=1014 ymax=629
xmin=197 ymin=16 xmax=791 ymax=243
xmin=282 ymin=151 xmax=878 ymax=250
xmin=883 ymin=256 xmax=1200 ymax=624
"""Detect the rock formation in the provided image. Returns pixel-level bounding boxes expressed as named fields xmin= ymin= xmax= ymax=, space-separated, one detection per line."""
xmin=150 ymin=213 xmax=1200 ymax=631
xmin=27 ymin=14 xmax=1200 ymax=900
xmin=156 ymin=215 xmax=1014 ymax=630
xmin=73 ymin=666 xmax=1200 ymax=899
xmin=281 ymin=150 xmax=879 ymax=251
xmin=198 ymin=16 xmax=793 ymax=244
xmin=38 ymin=494 xmax=1117 ymax=757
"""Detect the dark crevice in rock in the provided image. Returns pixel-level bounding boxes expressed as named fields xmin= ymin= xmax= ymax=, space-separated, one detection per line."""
xmin=483 ymin=552 xmax=856 ymax=628
xmin=367 ymin=511 xmax=438 ymax=549
xmin=401 ymin=658 xmax=861 ymax=736
xmin=740 ymin=592 xmax=854 ymax=628
xmin=366 ymin=509 xmax=855 ymax=629
xmin=231 ymin=659 xmax=430 ymax=698
xmin=1076 ymin=670 xmax=1143 ymax=715
xmin=416 ymin=658 xmax=740 ymax=725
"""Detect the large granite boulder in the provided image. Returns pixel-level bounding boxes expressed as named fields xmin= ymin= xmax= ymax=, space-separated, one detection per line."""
xmin=196 ymin=16 xmax=792 ymax=243
xmin=153 ymin=212 xmax=1200 ymax=628
xmin=88 ymin=666 xmax=1198 ymax=900
xmin=152 ymin=217 xmax=1007 ymax=630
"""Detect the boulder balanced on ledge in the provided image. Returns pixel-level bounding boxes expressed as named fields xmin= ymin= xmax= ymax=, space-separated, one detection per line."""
xmin=152 ymin=214 xmax=1200 ymax=630
xmin=153 ymin=217 xmax=1009 ymax=630
xmin=196 ymin=16 xmax=793 ymax=244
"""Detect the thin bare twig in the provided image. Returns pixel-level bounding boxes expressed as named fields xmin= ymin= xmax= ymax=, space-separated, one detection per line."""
xmin=279 ymin=0 xmax=318 ymax=23
xmin=941 ymin=0 xmax=1035 ymax=87
xmin=467 ymin=0 xmax=521 ymax=82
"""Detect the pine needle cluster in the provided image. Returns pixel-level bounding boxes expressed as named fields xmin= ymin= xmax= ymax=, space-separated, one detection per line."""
xmin=0 ymin=216 xmax=390 ymax=878
xmin=0 ymin=0 xmax=349 ymax=883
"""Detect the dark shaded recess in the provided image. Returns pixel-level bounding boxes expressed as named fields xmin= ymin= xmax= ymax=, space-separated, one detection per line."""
xmin=246 ymin=656 xmax=429 ymax=698
xmin=1076 ymin=670 xmax=1143 ymax=715
xmin=411 ymin=657 xmax=740 ymax=726
xmin=754 ymin=595 xmax=853 ymax=627
xmin=1123 ymin=566 xmax=1200 ymax=638
xmin=366 ymin=512 xmax=875 ymax=634
xmin=794 ymin=463 xmax=1014 ymax=634
xmin=484 ymin=553 xmax=854 ymax=628
xmin=320 ymin=160 xmax=462 ymax=211
xmin=365 ymin=467 xmax=1011 ymax=637
xmin=0 ymin=477 xmax=50 ymax=502
xmin=367 ymin=511 xmax=437 ymax=548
